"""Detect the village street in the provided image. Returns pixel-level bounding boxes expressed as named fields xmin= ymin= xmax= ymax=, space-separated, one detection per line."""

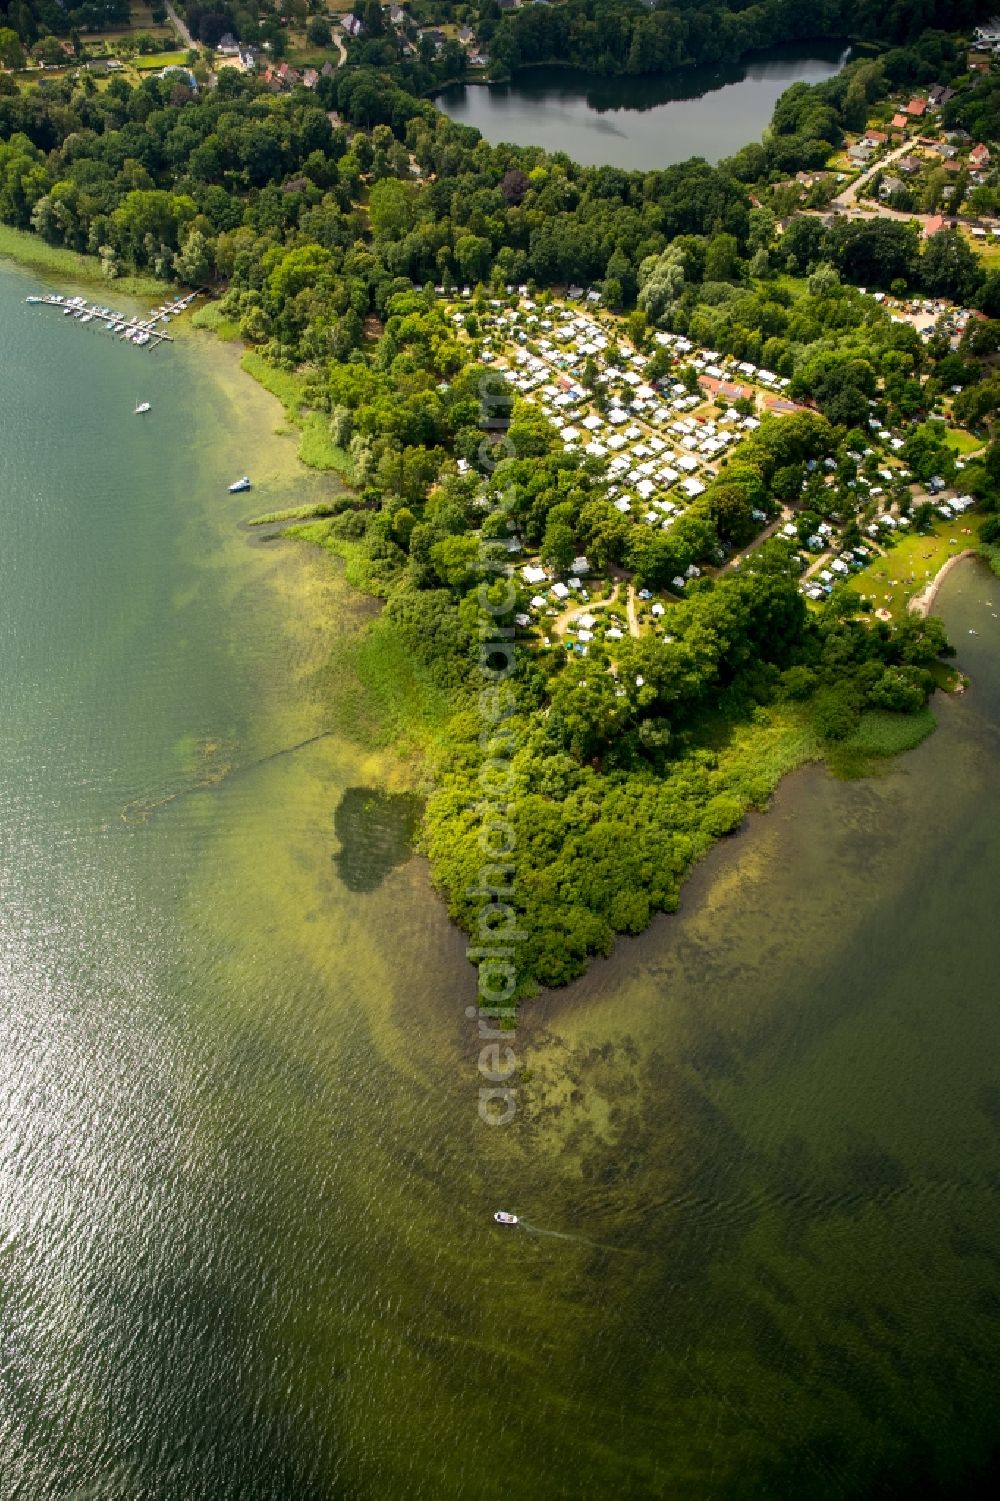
xmin=164 ymin=1 xmax=194 ymax=49
xmin=831 ymin=140 xmax=914 ymax=209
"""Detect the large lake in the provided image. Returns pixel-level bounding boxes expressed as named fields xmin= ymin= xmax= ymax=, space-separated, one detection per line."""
xmin=438 ymin=43 xmax=851 ymax=168
xmin=2 ymin=253 xmax=1000 ymax=1498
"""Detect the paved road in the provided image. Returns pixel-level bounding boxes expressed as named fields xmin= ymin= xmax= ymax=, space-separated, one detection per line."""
xmin=832 ymin=140 xmax=913 ymax=210
xmin=165 ymin=1 xmax=194 ymax=49
xmin=824 ymin=140 xmax=984 ymax=236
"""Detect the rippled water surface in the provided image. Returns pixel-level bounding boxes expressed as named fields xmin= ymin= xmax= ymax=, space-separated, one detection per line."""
xmin=2 ymin=258 xmax=1000 ymax=1499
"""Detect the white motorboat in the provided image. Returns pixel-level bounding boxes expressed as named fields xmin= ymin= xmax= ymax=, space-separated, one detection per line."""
xmin=135 ymin=401 xmax=151 ymax=414
xmin=494 ymin=1211 xmax=518 ymax=1226
xmin=228 ymin=476 xmax=251 ymax=493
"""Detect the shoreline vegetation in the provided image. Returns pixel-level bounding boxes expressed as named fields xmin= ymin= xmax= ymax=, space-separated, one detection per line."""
xmin=445 ymin=36 xmax=856 ymax=93
xmin=0 ymin=223 xmax=167 ymax=300
xmin=4 ymin=0 xmax=999 ymax=994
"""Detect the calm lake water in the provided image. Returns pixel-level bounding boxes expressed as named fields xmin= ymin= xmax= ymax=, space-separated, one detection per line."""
xmin=2 ymin=254 xmax=1000 ymax=1499
xmin=438 ymin=44 xmax=851 ymax=168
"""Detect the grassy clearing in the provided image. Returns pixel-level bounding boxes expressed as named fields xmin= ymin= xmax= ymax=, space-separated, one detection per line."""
xmin=773 ymin=274 xmax=810 ymax=297
xmin=964 ymin=233 xmax=1000 ymax=267
xmin=133 ymin=52 xmax=188 ymax=71
xmin=943 ymin=427 xmax=985 ymax=456
xmin=849 ymin=514 xmax=983 ymax=618
xmin=190 ymin=302 xmax=240 ymax=341
xmin=0 ymin=224 xmax=166 ymax=298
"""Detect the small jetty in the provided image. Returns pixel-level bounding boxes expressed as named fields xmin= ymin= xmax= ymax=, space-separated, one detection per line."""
xmin=24 ymin=290 xmax=200 ymax=350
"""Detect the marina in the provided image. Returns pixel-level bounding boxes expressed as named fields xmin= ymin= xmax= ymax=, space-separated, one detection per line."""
xmin=24 ymin=290 xmax=200 ymax=350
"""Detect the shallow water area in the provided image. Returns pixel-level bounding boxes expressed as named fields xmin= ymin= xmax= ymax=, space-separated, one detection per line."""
xmin=2 ymin=253 xmax=1000 ymax=1499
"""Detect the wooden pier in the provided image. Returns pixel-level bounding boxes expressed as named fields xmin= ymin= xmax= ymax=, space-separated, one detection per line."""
xmin=25 ymin=290 xmax=200 ymax=349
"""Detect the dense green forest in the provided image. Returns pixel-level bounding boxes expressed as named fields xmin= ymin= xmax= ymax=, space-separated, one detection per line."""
xmin=3 ymin=0 xmax=1000 ymax=989
xmin=0 ymin=0 xmax=130 ymax=45
xmin=475 ymin=0 xmax=995 ymax=79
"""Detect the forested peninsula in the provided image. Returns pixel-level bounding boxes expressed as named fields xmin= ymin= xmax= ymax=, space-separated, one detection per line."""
xmin=3 ymin=0 xmax=1000 ymax=993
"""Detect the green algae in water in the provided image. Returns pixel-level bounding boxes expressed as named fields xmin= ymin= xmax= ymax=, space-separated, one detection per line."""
xmin=333 ymin=786 xmax=424 ymax=891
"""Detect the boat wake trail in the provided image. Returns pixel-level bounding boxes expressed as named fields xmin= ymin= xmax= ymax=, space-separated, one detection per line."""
xmin=516 ymin=1221 xmax=627 ymax=1254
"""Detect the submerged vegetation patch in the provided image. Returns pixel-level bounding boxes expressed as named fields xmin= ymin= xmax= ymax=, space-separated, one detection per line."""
xmin=333 ymin=786 xmax=424 ymax=893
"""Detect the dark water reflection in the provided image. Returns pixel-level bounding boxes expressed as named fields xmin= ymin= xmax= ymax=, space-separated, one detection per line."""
xmin=438 ymin=43 xmax=851 ymax=168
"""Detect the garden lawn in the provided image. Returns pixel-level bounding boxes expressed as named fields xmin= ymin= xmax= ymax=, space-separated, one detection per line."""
xmin=944 ymin=427 xmax=985 ymax=457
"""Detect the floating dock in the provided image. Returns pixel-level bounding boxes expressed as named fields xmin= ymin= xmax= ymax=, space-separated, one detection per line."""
xmin=24 ymin=290 xmax=200 ymax=349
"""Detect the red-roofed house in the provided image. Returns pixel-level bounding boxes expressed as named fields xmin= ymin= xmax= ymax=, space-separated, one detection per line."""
xmin=923 ymin=215 xmax=945 ymax=238
xmin=862 ymin=129 xmax=889 ymax=147
xmin=907 ymin=97 xmax=927 ymax=117
xmin=970 ymin=143 xmax=991 ymax=169
xmin=891 ymin=112 xmax=909 ymax=129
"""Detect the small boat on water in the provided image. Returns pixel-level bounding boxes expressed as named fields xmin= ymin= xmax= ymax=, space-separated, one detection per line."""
xmin=494 ymin=1211 xmax=518 ymax=1226
xmin=135 ymin=401 xmax=151 ymax=415
xmin=25 ymin=295 xmax=44 ymax=304
xmin=228 ymin=476 xmax=251 ymax=493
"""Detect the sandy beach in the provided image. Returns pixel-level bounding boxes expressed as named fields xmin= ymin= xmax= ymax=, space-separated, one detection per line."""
xmin=909 ymin=549 xmax=978 ymax=617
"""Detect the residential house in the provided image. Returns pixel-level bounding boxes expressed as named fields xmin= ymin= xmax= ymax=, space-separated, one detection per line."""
xmin=388 ymin=5 xmax=408 ymax=24
xmin=848 ymin=143 xmax=873 ymax=165
xmin=927 ymin=84 xmax=955 ymax=108
xmin=923 ymin=214 xmax=946 ymax=238
xmin=302 ymin=67 xmax=319 ymax=89
xmin=896 ymin=155 xmax=922 ymax=175
xmin=341 ymin=15 xmax=365 ymax=36
xmin=970 ymin=143 xmax=991 ymax=169
xmin=906 ymin=97 xmax=927 ymax=117
xmin=861 ymin=128 xmax=888 ymax=148
xmin=216 ymin=32 xmax=239 ymax=55
xmin=890 ymin=112 xmax=909 ymax=130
